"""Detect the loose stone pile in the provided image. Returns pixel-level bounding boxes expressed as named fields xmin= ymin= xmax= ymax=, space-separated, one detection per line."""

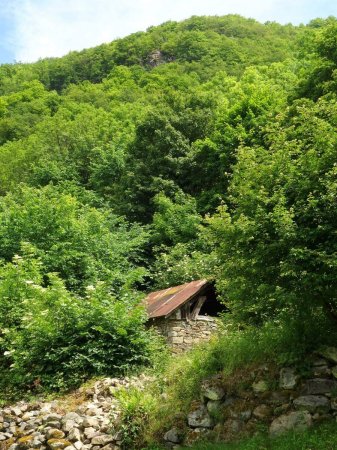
xmin=0 ymin=375 xmax=151 ymax=450
xmin=163 ymin=347 xmax=337 ymax=448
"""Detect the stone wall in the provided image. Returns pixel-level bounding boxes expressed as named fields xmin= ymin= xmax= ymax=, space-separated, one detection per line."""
xmin=150 ymin=316 xmax=218 ymax=353
xmin=162 ymin=346 xmax=337 ymax=448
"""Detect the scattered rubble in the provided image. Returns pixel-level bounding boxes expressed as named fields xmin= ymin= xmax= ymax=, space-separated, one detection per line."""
xmin=0 ymin=375 xmax=152 ymax=450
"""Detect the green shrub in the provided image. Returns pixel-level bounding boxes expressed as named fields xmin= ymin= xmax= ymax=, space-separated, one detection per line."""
xmin=113 ymin=387 xmax=158 ymax=450
xmin=0 ymin=184 xmax=149 ymax=294
xmin=0 ymin=252 xmax=159 ymax=395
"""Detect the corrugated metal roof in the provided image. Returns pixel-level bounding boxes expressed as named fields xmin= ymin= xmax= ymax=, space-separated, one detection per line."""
xmin=145 ymin=279 xmax=209 ymax=319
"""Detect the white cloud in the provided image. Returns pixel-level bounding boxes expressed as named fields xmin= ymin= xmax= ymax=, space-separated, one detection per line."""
xmin=6 ymin=0 xmax=337 ymax=62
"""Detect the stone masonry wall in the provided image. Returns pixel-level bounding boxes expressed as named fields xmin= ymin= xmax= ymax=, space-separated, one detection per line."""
xmin=151 ymin=317 xmax=218 ymax=353
xmin=163 ymin=346 xmax=337 ymax=448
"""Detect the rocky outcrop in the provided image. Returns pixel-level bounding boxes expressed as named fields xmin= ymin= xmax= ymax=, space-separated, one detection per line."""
xmin=163 ymin=348 xmax=337 ymax=447
xmin=0 ymin=375 xmax=152 ymax=450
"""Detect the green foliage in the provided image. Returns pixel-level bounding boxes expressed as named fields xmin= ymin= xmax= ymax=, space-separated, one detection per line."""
xmin=0 ymin=253 xmax=155 ymax=394
xmin=0 ymin=184 xmax=148 ymax=293
xmin=113 ymin=387 xmax=157 ymax=450
xmin=204 ymin=98 xmax=337 ymax=325
xmin=115 ymin=315 xmax=337 ymax=448
xmin=1 ymin=13 xmax=337 ymax=407
xmin=152 ymin=193 xmax=201 ymax=246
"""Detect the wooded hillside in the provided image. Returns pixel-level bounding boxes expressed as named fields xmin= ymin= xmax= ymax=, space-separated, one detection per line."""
xmin=1 ymin=14 xmax=337 ymax=397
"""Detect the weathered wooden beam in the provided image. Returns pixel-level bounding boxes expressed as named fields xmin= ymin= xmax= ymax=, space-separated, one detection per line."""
xmin=191 ymin=296 xmax=206 ymax=320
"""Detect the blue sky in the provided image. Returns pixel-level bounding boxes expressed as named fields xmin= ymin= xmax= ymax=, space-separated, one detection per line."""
xmin=0 ymin=0 xmax=336 ymax=64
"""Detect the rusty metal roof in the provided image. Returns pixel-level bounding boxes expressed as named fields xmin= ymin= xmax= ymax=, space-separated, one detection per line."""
xmin=145 ymin=279 xmax=209 ymax=319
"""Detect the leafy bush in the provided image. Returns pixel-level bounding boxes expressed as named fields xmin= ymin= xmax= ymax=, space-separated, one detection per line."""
xmin=204 ymin=98 xmax=337 ymax=326
xmin=0 ymin=184 xmax=149 ymax=294
xmin=0 ymin=252 xmax=157 ymax=395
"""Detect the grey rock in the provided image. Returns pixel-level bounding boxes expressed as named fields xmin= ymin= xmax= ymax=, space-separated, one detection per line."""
xmin=91 ymin=435 xmax=114 ymax=446
xmin=318 ymin=347 xmax=337 ymax=364
xmin=43 ymin=415 xmax=62 ymax=424
xmin=62 ymin=421 xmax=77 ymax=433
xmin=187 ymin=405 xmax=214 ymax=428
xmin=253 ymin=404 xmax=272 ymax=420
xmin=224 ymin=419 xmax=243 ymax=433
xmin=46 ymin=429 xmax=65 ymax=440
xmin=22 ymin=413 xmax=34 ymax=422
xmin=85 ymin=409 xmax=100 ymax=418
xmin=62 ymin=414 xmax=82 ymax=425
xmin=206 ymin=400 xmax=222 ymax=414
xmin=11 ymin=407 xmax=23 ymax=417
xmin=201 ymin=381 xmax=225 ymax=401
xmin=82 ymin=418 xmax=99 ymax=429
xmin=293 ymin=395 xmax=330 ymax=413
xmin=84 ymin=428 xmax=98 ymax=440
xmin=238 ymin=410 xmax=252 ymax=421
xmin=47 ymin=439 xmax=72 ymax=450
xmin=303 ymin=378 xmax=337 ymax=395
xmin=68 ymin=428 xmax=81 ymax=442
xmin=0 ymin=433 xmax=7 ymax=441
xmin=100 ymin=446 xmax=119 ymax=450
xmin=74 ymin=442 xmax=83 ymax=450
xmin=269 ymin=411 xmax=312 ymax=437
xmin=279 ymin=368 xmax=298 ymax=390
xmin=164 ymin=427 xmax=182 ymax=444
xmin=9 ymin=445 xmax=20 ymax=450
xmin=30 ymin=438 xmax=43 ymax=449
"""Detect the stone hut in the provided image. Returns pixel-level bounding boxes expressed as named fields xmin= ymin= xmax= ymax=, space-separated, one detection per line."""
xmin=145 ymin=279 xmax=222 ymax=353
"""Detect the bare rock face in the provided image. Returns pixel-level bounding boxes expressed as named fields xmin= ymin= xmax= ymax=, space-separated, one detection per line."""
xmin=293 ymin=395 xmax=330 ymax=413
xmin=269 ymin=411 xmax=312 ymax=437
